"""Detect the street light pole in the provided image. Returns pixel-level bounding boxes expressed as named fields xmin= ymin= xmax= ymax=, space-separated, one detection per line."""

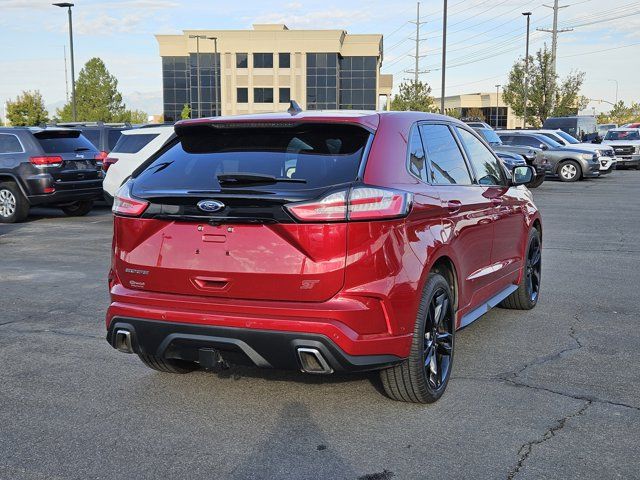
xmin=608 ymin=79 xmax=619 ymax=104
xmin=495 ymin=84 xmax=501 ymax=129
xmin=53 ymin=3 xmax=76 ymax=121
xmin=207 ymin=37 xmax=219 ymax=116
xmin=522 ymin=12 xmax=532 ymax=129
xmin=189 ymin=34 xmax=206 ymax=118
xmin=440 ymin=0 xmax=447 ymax=115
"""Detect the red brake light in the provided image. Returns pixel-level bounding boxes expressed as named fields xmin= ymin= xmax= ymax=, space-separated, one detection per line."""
xmin=95 ymin=151 xmax=109 ymax=161
xmin=286 ymin=187 xmax=412 ymax=222
xmin=30 ymin=156 xmax=63 ymax=167
xmin=112 ymin=180 xmax=149 ymax=217
xmin=102 ymin=157 xmax=119 ymax=172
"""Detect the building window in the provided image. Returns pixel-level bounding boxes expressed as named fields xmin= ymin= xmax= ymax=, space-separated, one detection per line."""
xmin=236 ymin=53 xmax=248 ymax=68
xmin=253 ymin=53 xmax=273 ymax=68
xmin=306 ymin=53 xmax=339 ymax=110
xmin=237 ymin=88 xmax=248 ymax=103
xmin=254 ymin=88 xmax=274 ymax=103
xmin=339 ymin=56 xmax=377 ymax=110
xmin=279 ymin=87 xmax=290 ymax=104
xmin=162 ymin=56 xmax=191 ymax=122
xmin=279 ymin=52 xmax=290 ymax=69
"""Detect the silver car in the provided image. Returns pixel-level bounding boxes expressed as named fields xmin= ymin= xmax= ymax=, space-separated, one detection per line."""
xmin=602 ymin=129 xmax=640 ymax=169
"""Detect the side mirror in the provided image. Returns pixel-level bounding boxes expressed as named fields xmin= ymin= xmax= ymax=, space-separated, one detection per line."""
xmin=511 ymin=165 xmax=535 ymax=186
xmin=539 ymin=143 xmax=549 ymax=151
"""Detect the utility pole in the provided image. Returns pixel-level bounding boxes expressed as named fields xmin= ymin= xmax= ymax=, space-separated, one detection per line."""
xmin=440 ymin=0 xmax=448 ymax=115
xmin=406 ymin=2 xmax=428 ymax=84
xmin=207 ymin=37 xmax=219 ymax=116
xmin=189 ymin=34 xmax=207 ymax=118
xmin=63 ymin=45 xmax=69 ymax=103
xmin=608 ymin=79 xmax=619 ymax=104
xmin=537 ymin=0 xmax=572 ymax=78
xmin=522 ymin=12 xmax=531 ymax=128
xmin=53 ymin=3 xmax=76 ymax=121
xmin=495 ymin=84 xmax=501 ymax=129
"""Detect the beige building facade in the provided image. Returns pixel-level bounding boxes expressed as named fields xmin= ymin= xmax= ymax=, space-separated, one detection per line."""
xmin=435 ymin=92 xmax=524 ymax=129
xmin=156 ymin=24 xmax=393 ymax=121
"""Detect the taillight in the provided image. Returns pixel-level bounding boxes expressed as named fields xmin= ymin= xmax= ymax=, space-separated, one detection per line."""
xmin=30 ymin=156 xmax=63 ymax=167
xmin=102 ymin=157 xmax=119 ymax=172
xmin=286 ymin=186 xmax=412 ymax=222
xmin=95 ymin=151 xmax=109 ymax=161
xmin=112 ymin=180 xmax=149 ymax=217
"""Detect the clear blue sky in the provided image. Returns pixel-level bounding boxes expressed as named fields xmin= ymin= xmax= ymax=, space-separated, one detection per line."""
xmin=1 ymin=0 xmax=638 ymax=116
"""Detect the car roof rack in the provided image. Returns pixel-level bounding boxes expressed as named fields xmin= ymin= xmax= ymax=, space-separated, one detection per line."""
xmin=54 ymin=121 xmax=132 ymax=128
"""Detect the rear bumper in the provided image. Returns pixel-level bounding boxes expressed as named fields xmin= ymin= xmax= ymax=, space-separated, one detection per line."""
xmin=28 ymin=187 xmax=103 ymax=206
xmin=25 ymin=175 xmax=103 ymax=206
xmin=107 ymin=317 xmax=403 ymax=372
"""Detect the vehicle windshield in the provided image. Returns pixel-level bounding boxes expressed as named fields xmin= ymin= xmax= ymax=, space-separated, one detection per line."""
xmin=605 ymin=130 xmax=640 ymax=141
xmin=133 ymin=123 xmax=370 ymax=193
xmin=537 ymin=135 xmax=563 ymax=148
xmin=477 ymin=128 xmax=502 ymax=145
xmin=555 ymin=130 xmax=579 ymax=144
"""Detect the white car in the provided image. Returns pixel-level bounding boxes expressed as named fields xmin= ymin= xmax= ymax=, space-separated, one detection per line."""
xmin=530 ymin=129 xmax=617 ymax=174
xmin=602 ymin=128 xmax=640 ymax=170
xmin=103 ymin=125 xmax=175 ymax=199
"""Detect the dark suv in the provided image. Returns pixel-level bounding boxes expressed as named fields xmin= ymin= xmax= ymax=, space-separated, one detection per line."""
xmin=106 ymin=111 xmax=541 ymax=403
xmin=0 ymin=127 xmax=103 ymax=223
xmin=55 ymin=122 xmax=131 ymax=167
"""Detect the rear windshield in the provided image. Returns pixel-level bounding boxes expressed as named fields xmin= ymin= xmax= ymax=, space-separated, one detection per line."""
xmin=133 ymin=124 xmax=370 ymax=192
xmin=605 ymin=130 xmax=640 ymax=141
xmin=477 ymin=128 xmax=501 ymax=144
xmin=555 ymin=130 xmax=579 ymax=144
xmin=111 ymin=133 xmax=159 ymax=154
xmin=81 ymin=129 xmax=101 ymax=148
xmin=34 ymin=130 xmax=98 ymax=154
xmin=108 ymin=129 xmax=125 ymax=150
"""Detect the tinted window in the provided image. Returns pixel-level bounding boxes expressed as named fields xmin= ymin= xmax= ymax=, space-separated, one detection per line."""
xmin=420 ymin=124 xmax=472 ymax=185
xmin=456 ymin=128 xmax=504 ymax=186
xmin=279 ymin=88 xmax=290 ymax=104
xmin=254 ymin=88 xmax=273 ymax=103
xmin=108 ymin=129 xmax=124 ymax=150
xmin=512 ymin=135 xmax=544 ymax=148
xmin=237 ymin=88 xmax=248 ymax=103
xmin=0 ymin=134 xmax=23 ymax=154
xmin=605 ymin=130 xmax=640 ymax=140
xmin=477 ymin=128 xmax=502 ymax=144
xmin=82 ymin=129 xmax=101 ymax=147
xmin=111 ymin=134 xmax=160 ymax=154
xmin=236 ymin=53 xmax=248 ymax=68
xmin=34 ymin=131 xmax=97 ymax=154
xmin=555 ymin=130 xmax=579 ymax=144
xmin=279 ymin=53 xmax=290 ymax=68
xmin=541 ymin=133 xmax=564 ymax=145
xmin=133 ymin=124 xmax=370 ymax=193
xmin=253 ymin=53 xmax=273 ymax=68
xmin=407 ymin=125 xmax=426 ymax=181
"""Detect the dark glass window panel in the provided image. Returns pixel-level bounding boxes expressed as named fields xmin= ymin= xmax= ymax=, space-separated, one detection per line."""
xmin=175 ymin=90 xmax=187 ymax=105
xmin=34 ymin=130 xmax=97 ymax=154
xmin=327 ymin=54 xmax=337 ymax=68
xmin=352 ymin=56 xmax=364 ymax=70
xmin=364 ymin=77 xmax=376 ymax=89
xmin=308 ymin=76 xmax=316 ymax=87
xmin=419 ymin=124 xmax=472 ymax=185
xmin=175 ymin=77 xmax=187 ymax=89
xmin=0 ymin=134 xmax=23 ymax=153
xmin=317 ymin=54 xmax=327 ymax=68
xmin=237 ymin=88 xmax=248 ymax=103
xmin=317 ymin=88 xmax=327 ymax=103
xmin=279 ymin=52 xmax=290 ymax=68
xmin=165 ymin=89 xmax=176 ymax=103
xmin=306 ymin=53 xmax=316 ymax=67
xmin=327 ymin=76 xmax=336 ymax=88
xmin=279 ymin=87 xmax=290 ymax=103
xmin=254 ymin=87 xmax=273 ymax=103
xmin=236 ymin=53 xmax=248 ymax=68
xmin=407 ymin=125 xmax=427 ymax=181
xmin=253 ymin=53 xmax=273 ymax=68
xmin=364 ymin=56 xmax=377 ymax=70
xmin=111 ymin=134 xmax=159 ymax=154
xmin=364 ymin=91 xmax=376 ymax=106
xmin=456 ymin=128 xmax=505 ymax=186
xmin=352 ymin=78 xmax=364 ymax=89
xmin=352 ymin=90 xmax=363 ymax=105
xmin=317 ymin=76 xmax=326 ymax=87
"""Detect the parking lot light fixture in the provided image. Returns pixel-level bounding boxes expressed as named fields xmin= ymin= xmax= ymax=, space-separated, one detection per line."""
xmin=53 ymin=2 xmax=76 ymax=121
xmin=495 ymin=84 xmax=501 ymax=129
xmin=522 ymin=12 xmax=532 ymax=128
xmin=207 ymin=37 xmax=219 ymax=116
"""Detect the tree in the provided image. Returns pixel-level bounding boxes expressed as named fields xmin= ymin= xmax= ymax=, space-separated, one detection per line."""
xmin=115 ymin=109 xmax=148 ymax=124
xmin=57 ymin=57 xmax=129 ymax=122
xmin=502 ymin=45 xmax=588 ymax=127
xmin=391 ymin=80 xmax=436 ymax=112
xmin=6 ymin=90 xmax=49 ymax=126
xmin=445 ymin=108 xmax=461 ymax=119
xmin=180 ymin=104 xmax=191 ymax=120
xmin=597 ymin=101 xmax=640 ymax=125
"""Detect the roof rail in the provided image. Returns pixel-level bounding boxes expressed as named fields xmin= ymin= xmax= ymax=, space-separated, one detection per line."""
xmin=54 ymin=121 xmax=132 ymax=128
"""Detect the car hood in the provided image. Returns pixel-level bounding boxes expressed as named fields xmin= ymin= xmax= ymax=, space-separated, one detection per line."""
xmin=602 ymin=140 xmax=640 ymax=145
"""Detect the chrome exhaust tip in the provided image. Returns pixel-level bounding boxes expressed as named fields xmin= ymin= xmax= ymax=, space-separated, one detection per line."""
xmin=114 ymin=329 xmax=134 ymax=354
xmin=297 ymin=347 xmax=333 ymax=374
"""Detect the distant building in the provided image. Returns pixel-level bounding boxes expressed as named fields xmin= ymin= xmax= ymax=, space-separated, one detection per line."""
xmin=156 ymin=24 xmax=393 ymax=121
xmin=435 ymin=92 xmax=524 ymax=129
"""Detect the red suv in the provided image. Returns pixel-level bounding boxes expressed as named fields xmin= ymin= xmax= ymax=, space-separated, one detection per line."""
xmin=106 ymin=111 xmax=542 ymax=403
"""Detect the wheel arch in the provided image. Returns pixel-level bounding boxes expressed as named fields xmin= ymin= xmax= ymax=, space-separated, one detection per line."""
xmin=428 ymin=255 xmax=460 ymax=311
xmin=0 ymin=173 xmax=30 ymax=199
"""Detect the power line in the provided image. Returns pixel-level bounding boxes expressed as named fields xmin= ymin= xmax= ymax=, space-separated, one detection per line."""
xmin=559 ymin=40 xmax=640 ymax=57
xmin=537 ymin=0 xmax=573 ymax=76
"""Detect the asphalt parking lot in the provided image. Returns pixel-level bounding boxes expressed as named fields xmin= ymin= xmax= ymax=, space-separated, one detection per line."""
xmin=1 ymin=173 xmax=639 ymax=480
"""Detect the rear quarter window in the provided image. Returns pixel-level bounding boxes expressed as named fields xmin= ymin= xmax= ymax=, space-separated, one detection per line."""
xmin=0 ymin=134 xmax=24 ymax=154
xmin=111 ymin=134 xmax=160 ymax=154
xmin=133 ymin=124 xmax=370 ymax=192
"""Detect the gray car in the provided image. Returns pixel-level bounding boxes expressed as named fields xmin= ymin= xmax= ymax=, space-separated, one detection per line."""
xmin=497 ymin=131 xmax=600 ymax=182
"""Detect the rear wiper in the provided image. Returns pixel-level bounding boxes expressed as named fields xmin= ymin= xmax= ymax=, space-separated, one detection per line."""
xmin=217 ymin=173 xmax=306 ymax=186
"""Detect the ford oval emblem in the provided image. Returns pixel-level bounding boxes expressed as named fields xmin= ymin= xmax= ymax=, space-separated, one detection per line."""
xmin=197 ymin=199 xmax=225 ymax=213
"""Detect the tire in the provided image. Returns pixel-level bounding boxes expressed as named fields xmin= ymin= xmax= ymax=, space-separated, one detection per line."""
xmin=557 ymin=160 xmax=581 ymax=182
xmin=138 ymin=353 xmax=198 ymax=374
xmin=527 ymin=174 xmax=545 ymax=189
xmin=500 ymin=227 xmax=541 ymax=310
xmin=380 ymin=273 xmax=455 ymax=403
xmin=0 ymin=181 xmax=29 ymax=224
xmin=61 ymin=200 xmax=94 ymax=217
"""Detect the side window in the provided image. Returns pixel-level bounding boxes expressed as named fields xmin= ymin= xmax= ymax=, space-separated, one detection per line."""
xmin=499 ymin=135 xmax=514 ymax=145
xmin=456 ymin=128 xmax=505 ymax=186
xmin=0 ymin=134 xmax=23 ymax=154
xmin=407 ymin=124 xmax=427 ymax=181
xmin=514 ymin=136 xmax=537 ymax=147
xmin=420 ymin=124 xmax=472 ymax=185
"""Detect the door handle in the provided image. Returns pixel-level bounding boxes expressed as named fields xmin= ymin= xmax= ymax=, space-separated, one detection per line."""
xmin=446 ymin=200 xmax=462 ymax=213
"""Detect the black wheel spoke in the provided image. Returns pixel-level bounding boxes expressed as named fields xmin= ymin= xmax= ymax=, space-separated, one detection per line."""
xmin=422 ymin=287 xmax=454 ymax=391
